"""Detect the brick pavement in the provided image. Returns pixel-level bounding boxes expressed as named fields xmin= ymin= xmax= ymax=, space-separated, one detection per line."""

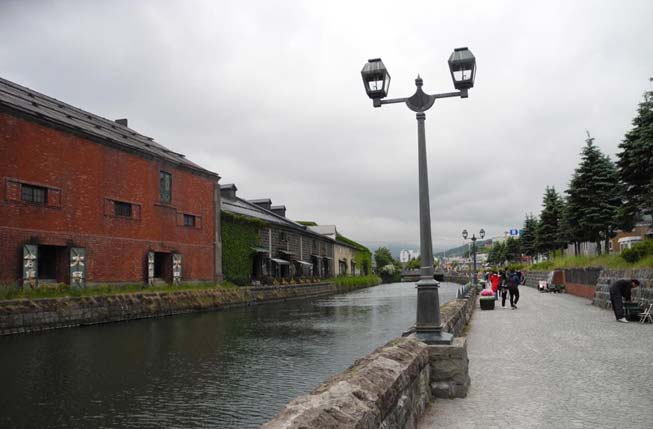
xmin=418 ymin=286 xmax=653 ymax=428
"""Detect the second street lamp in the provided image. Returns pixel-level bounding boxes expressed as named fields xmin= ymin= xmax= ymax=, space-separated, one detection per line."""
xmin=462 ymin=228 xmax=485 ymax=285
xmin=362 ymin=48 xmax=476 ymax=345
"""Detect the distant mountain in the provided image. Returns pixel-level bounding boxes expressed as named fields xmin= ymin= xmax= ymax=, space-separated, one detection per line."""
xmin=439 ymin=239 xmax=492 ymax=257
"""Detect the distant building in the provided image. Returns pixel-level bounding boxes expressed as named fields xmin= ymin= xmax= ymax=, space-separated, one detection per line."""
xmin=220 ymin=184 xmax=334 ymax=284
xmin=399 ymin=249 xmax=419 ymax=263
xmin=307 ymin=225 xmax=370 ymax=276
xmin=0 ymin=77 xmax=222 ymax=287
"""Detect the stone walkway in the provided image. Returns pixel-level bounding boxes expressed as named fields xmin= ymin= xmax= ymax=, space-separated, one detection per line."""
xmin=418 ymin=286 xmax=653 ymax=428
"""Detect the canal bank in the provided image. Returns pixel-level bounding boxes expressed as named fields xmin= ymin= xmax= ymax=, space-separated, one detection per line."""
xmin=0 ymin=277 xmax=380 ymax=336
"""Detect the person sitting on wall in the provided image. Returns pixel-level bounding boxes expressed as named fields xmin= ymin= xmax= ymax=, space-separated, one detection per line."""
xmin=609 ymin=279 xmax=640 ymax=323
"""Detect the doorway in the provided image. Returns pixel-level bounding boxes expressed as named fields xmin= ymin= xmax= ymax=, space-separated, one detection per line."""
xmin=38 ymin=245 xmax=67 ymax=283
xmin=154 ymin=252 xmax=172 ymax=284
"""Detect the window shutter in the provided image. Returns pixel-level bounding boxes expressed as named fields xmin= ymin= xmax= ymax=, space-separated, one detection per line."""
xmin=70 ymin=247 xmax=86 ymax=289
xmin=176 ymin=212 xmax=184 ymax=226
xmin=22 ymin=244 xmax=38 ymax=288
xmin=195 ymin=215 xmax=202 ymax=229
xmin=104 ymin=199 xmax=115 ymax=216
xmin=147 ymin=252 xmax=155 ymax=285
xmin=5 ymin=180 xmax=20 ymax=201
xmin=47 ymin=188 xmax=61 ymax=207
xmin=133 ymin=204 xmax=142 ymax=220
xmin=172 ymin=253 xmax=182 ymax=285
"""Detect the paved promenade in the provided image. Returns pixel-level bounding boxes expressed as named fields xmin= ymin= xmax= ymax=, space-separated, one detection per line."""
xmin=419 ymin=286 xmax=653 ymax=428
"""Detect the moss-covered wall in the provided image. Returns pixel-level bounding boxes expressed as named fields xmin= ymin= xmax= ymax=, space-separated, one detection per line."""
xmin=221 ymin=211 xmax=266 ymax=285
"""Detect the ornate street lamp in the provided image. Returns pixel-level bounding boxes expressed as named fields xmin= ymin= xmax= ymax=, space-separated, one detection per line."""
xmin=447 ymin=47 xmax=476 ymax=92
xmin=362 ymin=48 xmax=476 ymax=345
xmin=361 ymin=58 xmax=391 ymax=101
xmin=462 ymin=228 xmax=485 ymax=285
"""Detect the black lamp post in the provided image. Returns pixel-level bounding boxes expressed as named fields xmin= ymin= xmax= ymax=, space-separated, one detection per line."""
xmin=361 ymin=48 xmax=476 ymax=345
xmin=462 ymin=228 xmax=485 ymax=284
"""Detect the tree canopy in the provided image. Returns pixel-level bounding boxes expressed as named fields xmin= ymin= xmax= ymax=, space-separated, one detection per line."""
xmin=616 ymin=88 xmax=653 ymax=227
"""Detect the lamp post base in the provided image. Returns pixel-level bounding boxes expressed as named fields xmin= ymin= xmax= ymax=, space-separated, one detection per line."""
xmin=415 ymin=330 xmax=454 ymax=345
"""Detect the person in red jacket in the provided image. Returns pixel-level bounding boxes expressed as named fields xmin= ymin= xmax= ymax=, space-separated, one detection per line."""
xmin=490 ymin=272 xmax=501 ymax=301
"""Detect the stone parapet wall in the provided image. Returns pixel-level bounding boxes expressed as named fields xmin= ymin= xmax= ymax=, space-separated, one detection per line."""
xmin=443 ymin=273 xmax=471 ymax=285
xmin=525 ymin=268 xmax=653 ymax=308
xmin=262 ymin=285 xmax=477 ymax=429
xmin=441 ymin=286 xmax=477 ymax=337
xmin=0 ymin=282 xmax=364 ymax=336
xmin=593 ymin=269 xmax=653 ymax=309
xmin=262 ymin=338 xmax=432 ymax=429
xmin=523 ymin=271 xmax=550 ymax=289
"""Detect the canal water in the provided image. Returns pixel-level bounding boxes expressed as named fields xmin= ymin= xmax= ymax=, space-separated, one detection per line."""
xmin=0 ymin=282 xmax=459 ymax=428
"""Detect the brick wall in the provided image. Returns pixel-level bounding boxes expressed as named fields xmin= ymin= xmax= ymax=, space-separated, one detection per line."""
xmin=0 ymin=112 xmax=218 ymax=284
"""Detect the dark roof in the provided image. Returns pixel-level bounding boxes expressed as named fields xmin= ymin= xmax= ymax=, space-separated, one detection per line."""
xmin=221 ymin=195 xmax=330 ymax=241
xmin=0 ymin=77 xmax=218 ymax=178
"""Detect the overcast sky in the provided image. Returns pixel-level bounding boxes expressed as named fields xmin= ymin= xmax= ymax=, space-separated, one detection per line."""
xmin=2 ymin=0 xmax=652 ymax=253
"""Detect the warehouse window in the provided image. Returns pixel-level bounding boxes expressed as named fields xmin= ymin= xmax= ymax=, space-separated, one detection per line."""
xmin=21 ymin=184 xmax=47 ymax=205
xmin=160 ymin=171 xmax=172 ymax=203
xmin=183 ymin=214 xmax=196 ymax=227
xmin=114 ymin=201 xmax=133 ymax=218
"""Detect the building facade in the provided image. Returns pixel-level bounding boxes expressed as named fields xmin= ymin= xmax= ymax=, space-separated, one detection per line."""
xmin=220 ymin=184 xmax=334 ymax=285
xmin=0 ymin=78 xmax=222 ymax=287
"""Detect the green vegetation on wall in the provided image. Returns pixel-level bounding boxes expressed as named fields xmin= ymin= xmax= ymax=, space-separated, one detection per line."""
xmin=221 ymin=211 xmax=266 ymax=285
xmin=337 ymin=233 xmax=372 ymax=274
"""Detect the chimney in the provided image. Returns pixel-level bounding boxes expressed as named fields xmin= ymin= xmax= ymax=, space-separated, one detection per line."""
xmin=271 ymin=205 xmax=286 ymax=217
xmin=115 ymin=118 xmax=128 ymax=127
xmin=249 ymin=199 xmax=272 ymax=211
xmin=220 ymin=183 xmax=238 ymax=200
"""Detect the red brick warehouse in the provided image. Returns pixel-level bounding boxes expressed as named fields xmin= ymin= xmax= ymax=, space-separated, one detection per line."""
xmin=0 ymin=77 xmax=223 ymax=287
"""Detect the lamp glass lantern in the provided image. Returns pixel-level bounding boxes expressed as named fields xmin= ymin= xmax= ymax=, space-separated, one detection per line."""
xmin=462 ymin=229 xmax=468 ymax=240
xmin=361 ymin=58 xmax=391 ymax=99
xmin=480 ymin=228 xmax=485 ymax=239
xmin=448 ymin=47 xmax=476 ymax=90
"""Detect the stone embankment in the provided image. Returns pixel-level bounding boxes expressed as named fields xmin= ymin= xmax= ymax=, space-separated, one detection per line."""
xmin=262 ymin=286 xmax=478 ymax=429
xmin=523 ymin=268 xmax=653 ymax=308
xmin=0 ymin=282 xmax=372 ymax=336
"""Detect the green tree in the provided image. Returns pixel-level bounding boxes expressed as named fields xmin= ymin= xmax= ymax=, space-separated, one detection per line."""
xmin=504 ymin=237 xmax=521 ymax=262
xmin=616 ymin=85 xmax=653 ymax=228
xmin=374 ymin=246 xmax=395 ymax=269
xmin=536 ymin=186 xmax=564 ymax=256
xmin=565 ymin=134 xmax=621 ymax=254
xmin=406 ymin=258 xmax=421 ymax=270
xmin=487 ymin=241 xmax=506 ymax=266
xmin=520 ymin=214 xmax=538 ymax=258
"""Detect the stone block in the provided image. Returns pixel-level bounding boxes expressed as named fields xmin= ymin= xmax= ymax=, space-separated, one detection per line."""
xmin=431 ymin=381 xmax=452 ymax=399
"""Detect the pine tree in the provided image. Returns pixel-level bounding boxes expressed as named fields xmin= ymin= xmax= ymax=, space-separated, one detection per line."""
xmin=504 ymin=237 xmax=521 ymax=262
xmin=487 ymin=241 xmax=506 ymax=266
xmin=536 ymin=186 xmax=564 ymax=256
xmin=565 ymin=134 xmax=620 ymax=254
xmin=520 ymin=214 xmax=538 ymax=258
xmin=616 ymin=84 xmax=653 ymax=227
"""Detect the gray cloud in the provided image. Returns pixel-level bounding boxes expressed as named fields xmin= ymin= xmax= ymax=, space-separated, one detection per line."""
xmin=2 ymin=0 xmax=652 ymax=253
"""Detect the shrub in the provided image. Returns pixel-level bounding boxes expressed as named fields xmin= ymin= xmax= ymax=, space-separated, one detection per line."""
xmin=621 ymin=239 xmax=653 ymax=263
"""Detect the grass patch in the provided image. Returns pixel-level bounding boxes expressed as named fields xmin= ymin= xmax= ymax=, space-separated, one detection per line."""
xmin=0 ymin=281 xmax=234 ymax=301
xmin=530 ymin=253 xmax=653 ymax=270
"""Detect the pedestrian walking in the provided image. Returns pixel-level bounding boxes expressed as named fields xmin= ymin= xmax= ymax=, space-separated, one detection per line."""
xmin=499 ymin=270 xmax=509 ymax=308
xmin=508 ymin=270 xmax=521 ymax=309
xmin=609 ymin=279 xmax=640 ymax=322
xmin=490 ymin=272 xmax=500 ymax=301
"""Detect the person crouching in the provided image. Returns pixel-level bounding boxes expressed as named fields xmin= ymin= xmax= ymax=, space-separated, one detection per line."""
xmin=609 ymin=279 xmax=640 ymax=323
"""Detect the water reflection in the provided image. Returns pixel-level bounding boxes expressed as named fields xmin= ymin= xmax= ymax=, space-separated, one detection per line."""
xmin=0 ymin=282 xmax=459 ymax=428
